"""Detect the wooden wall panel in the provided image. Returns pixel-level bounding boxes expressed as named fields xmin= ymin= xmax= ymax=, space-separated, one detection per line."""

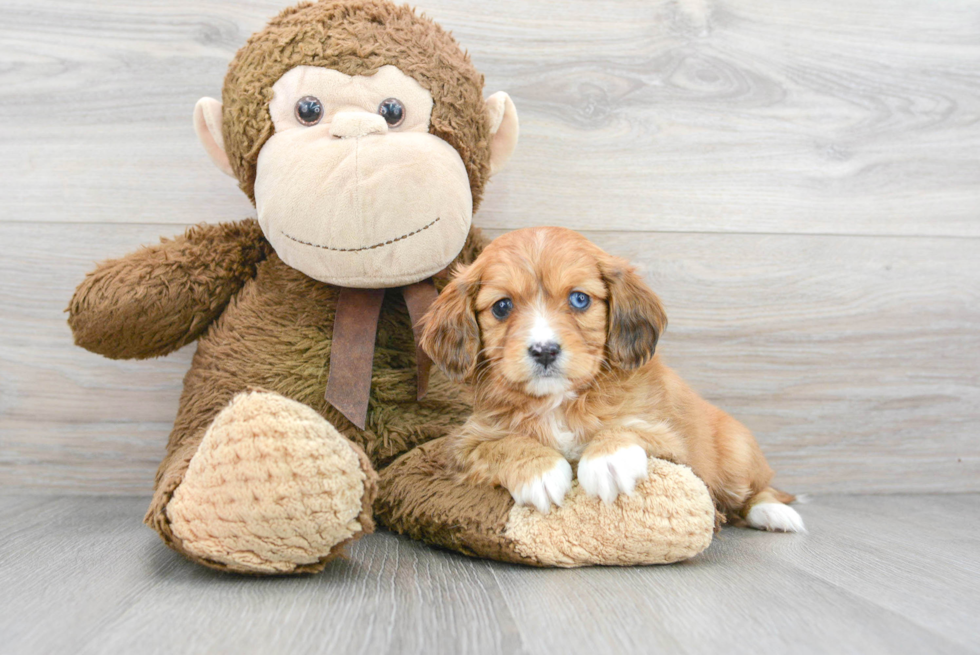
xmin=1 ymin=0 xmax=978 ymax=235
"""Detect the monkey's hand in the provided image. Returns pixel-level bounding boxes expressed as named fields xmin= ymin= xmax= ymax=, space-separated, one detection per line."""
xmin=68 ymin=218 xmax=270 ymax=359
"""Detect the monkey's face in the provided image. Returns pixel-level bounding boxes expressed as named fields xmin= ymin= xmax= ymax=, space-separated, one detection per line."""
xmin=193 ymin=0 xmax=520 ymax=289
xmin=252 ymin=66 xmax=471 ymax=287
xmin=195 ymin=60 xmax=518 ymax=289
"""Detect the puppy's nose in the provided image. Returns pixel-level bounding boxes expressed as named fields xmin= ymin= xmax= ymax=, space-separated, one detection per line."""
xmin=528 ymin=342 xmax=561 ymax=368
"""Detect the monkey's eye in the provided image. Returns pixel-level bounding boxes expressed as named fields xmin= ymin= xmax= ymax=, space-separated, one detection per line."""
xmin=569 ymin=291 xmax=591 ymax=311
xmin=378 ymin=98 xmax=405 ymax=127
xmin=490 ymin=298 xmax=513 ymax=321
xmin=295 ymin=96 xmax=323 ymax=126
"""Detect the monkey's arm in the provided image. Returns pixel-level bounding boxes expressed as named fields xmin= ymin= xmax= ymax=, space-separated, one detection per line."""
xmin=68 ymin=219 xmax=271 ymax=359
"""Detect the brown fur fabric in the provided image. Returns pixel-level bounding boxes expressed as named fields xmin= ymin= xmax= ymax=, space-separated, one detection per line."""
xmin=223 ymin=0 xmax=492 ymax=208
xmin=69 ymin=221 xmax=272 ymax=360
xmin=376 ymin=437 xmax=538 ymax=565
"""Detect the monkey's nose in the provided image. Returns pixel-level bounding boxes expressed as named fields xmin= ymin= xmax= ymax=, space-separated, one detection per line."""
xmin=528 ymin=342 xmax=561 ymax=368
xmin=329 ymin=112 xmax=388 ymax=139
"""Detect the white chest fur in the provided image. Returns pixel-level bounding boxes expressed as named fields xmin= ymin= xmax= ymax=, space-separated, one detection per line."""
xmin=540 ymin=404 xmax=585 ymax=461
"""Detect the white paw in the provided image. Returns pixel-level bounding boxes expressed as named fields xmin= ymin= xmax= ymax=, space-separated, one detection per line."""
xmin=511 ymin=459 xmax=573 ymax=514
xmin=577 ymin=445 xmax=649 ymax=504
xmin=746 ymin=502 xmax=807 ymax=533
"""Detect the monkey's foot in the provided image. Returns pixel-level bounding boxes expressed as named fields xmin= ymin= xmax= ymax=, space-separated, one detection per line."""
xmin=376 ymin=437 xmax=715 ymax=567
xmin=166 ymin=390 xmax=377 ymax=574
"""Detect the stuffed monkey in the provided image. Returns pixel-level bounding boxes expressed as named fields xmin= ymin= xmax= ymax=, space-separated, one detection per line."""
xmin=68 ymin=0 xmax=715 ymax=574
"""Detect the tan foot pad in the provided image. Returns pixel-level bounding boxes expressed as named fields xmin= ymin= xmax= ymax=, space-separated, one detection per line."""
xmin=167 ymin=390 xmax=373 ymax=574
xmin=376 ymin=437 xmax=715 ymax=567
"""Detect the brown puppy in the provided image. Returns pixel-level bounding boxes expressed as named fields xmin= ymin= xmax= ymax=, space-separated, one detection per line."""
xmin=420 ymin=226 xmax=804 ymax=532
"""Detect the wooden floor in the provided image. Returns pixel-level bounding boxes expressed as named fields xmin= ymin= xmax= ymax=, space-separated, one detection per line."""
xmin=2 ymin=494 xmax=977 ymax=655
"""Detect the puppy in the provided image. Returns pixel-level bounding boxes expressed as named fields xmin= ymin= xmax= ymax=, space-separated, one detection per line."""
xmin=420 ymin=226 xmax=804 ymax=532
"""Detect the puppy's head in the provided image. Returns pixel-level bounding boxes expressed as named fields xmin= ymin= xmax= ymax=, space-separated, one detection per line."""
xmin=420 ymin=227 xmax=667 ymax=397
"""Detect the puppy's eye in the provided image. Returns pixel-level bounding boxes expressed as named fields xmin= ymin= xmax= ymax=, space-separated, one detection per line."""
xmin=295 ymin=96 xmax=323 ymax=126
xmin=378 ymin=98 xmax=405 ymax=127
xmin=490 ymin=298 xmax=513 ymax=320
xmin=569 ymin=291 xmax=591 ymax=311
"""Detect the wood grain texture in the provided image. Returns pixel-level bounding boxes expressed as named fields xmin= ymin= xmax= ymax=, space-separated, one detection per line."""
xmin=1 ymin=494 xmax=977 ymax=654
xmin=2 ymin=222 xmax=977 ymax=494
xmin=1 ymin=0 xmax=979 ymax=235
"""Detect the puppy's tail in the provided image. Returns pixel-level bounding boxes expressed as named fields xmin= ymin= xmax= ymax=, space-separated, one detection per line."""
xmin=743 ymin=486 xmax=807 ymax=533
xmin=769 ymin=487 xmax=797 ymax=505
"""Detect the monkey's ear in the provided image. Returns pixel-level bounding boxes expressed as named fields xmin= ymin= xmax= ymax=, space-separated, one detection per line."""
xmin=601 ymin=256 xmax=667 ymax=371
xmin=419 ymin=268 xmax=481 ymax=382
xmin=193 ymin=97 xmax=236 ymax=178
xmin=486 ymin=92 xmax=519 ymax=176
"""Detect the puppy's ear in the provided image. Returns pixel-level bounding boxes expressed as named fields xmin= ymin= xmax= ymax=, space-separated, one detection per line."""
xmin=419 ymin=266 xmax=480 ymax=382
xmin=601 ymin=256 xmax=667 ymax=370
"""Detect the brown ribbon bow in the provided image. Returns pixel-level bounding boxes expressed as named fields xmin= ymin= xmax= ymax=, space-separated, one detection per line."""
xmin=324 ymin=279 xmax=439 ymax=429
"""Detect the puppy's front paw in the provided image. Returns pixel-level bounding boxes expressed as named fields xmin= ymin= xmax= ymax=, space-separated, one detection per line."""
xmin=578 ymin=444 xmax=649 ymax=504
xmin=510 ymin=459 xmax=573 ymax=514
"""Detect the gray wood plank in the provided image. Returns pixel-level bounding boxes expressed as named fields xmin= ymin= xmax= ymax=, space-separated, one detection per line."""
xmin=1 ymin=0 xmax=978 ymax=236
xmin=83 ymin=533 xmax=526 ymax=655
xmin=0 ymin=222 xmax=192 ymax=494
xmin=489 ymin=528 xmax=971 ymax=655
xmin=2 ymin=222 xmax=977 ymax=494
xmin=0 ymin=496 xmax=186 ymax=652
xmin=0 ymin=495 xmax=523 ymax=655
xmin=1 ymin=495 xmax=978 ymax=655
xmin=763 ymin=495 xmax=980 ymax=651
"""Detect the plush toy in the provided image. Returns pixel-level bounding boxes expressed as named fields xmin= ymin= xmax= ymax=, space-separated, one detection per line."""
xmin=68 ymin=0 xmax=715 ymax=574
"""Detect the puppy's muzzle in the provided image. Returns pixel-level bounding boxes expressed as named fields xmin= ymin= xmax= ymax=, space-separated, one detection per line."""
xmin=528 ymin=341 xmax=561 ymax=369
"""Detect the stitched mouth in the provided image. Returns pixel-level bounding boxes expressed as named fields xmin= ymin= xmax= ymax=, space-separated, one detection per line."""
xmin=281 ymin=216 xmax=441 ymax=253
